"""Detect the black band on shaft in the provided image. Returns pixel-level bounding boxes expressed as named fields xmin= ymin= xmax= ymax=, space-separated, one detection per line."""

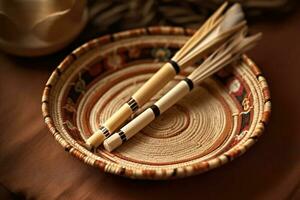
xmin=99 ymin=126 xmax=110 ymax=138
xmin=168 ymin=60 xmax=180 ymax=74
xmin=127 ymin=97 xmax=139 ymax=112
xmin=150 ymin=104 xmax=161 ymax=117
xmin=118 ymin=130 xmax=127 ymax=142
xmin=183 ymin=78 xmax=194 ymax=91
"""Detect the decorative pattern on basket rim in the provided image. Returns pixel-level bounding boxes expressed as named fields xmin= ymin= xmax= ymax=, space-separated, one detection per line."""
xmin=41 ymin=26 xmax=271 ymax=179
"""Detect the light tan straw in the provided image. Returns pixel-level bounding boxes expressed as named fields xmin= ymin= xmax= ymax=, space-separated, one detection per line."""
xmin=42 ymin=26 xmax=271 ymax=179
xmin=86 ymin=2 xmax=248 ymax=149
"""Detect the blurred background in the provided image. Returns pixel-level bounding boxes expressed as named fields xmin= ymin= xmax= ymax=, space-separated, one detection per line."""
xmin=0 ymin=0 xmax=300 ymax=199
xmin=1 ymin=0 xmax=298 ymax=57
xmin=83 ymin=0 xmax=297 ymax=38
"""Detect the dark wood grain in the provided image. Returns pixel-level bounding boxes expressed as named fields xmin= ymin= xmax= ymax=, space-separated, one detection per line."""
xmin=0 ymin=10 xmax=299 ymax=200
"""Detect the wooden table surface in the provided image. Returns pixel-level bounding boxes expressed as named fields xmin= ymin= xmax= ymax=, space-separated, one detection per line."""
xmin=0 ymin=10 xmax=299 ymax=200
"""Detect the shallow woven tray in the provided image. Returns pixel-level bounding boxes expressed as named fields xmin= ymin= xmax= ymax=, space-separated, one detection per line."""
xmin=42 ymin=26 xmax=271 ymax=180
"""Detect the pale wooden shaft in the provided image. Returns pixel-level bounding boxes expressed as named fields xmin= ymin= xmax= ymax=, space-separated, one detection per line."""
xmin=132 ymin=62 xmax=176 ymax=106
xmin=155 ymin=80 xmax=190 ymax=113
xmin=87 ymin=62 xmax=176 ymax=149
xmin=124 ymin=81 xmax=190 ymax=140
xmin=104 ymin=103 xmax=132 ymax=132
xmin=122 ymin=108 xmax=155 ymax=139
xmin=86 ymin=129 xmax=105 ymax=149
xmin=103 ymin=133 xmax=122 ymax=152
xmin=88 ymin=2 xmax=247 ymax=149
xmin=86 ymin=103 xmax=132 ymax=149
xmin=104 ymin=81 xmax=192 ymax=152
xmin=103 ymin=109 xmax=155 ymax=152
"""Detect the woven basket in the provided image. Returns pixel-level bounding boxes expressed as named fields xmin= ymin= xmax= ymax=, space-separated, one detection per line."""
xmin=42 ymin=26 xmax=271 ymax=179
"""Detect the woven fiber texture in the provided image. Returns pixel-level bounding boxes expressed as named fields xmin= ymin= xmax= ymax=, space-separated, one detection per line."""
xmin=42 ymin=26 xmax=271 ymax=179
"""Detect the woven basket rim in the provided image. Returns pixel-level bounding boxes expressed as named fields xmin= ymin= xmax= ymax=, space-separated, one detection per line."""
xmin=41 ymin=26 xmax=271 ymax=179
